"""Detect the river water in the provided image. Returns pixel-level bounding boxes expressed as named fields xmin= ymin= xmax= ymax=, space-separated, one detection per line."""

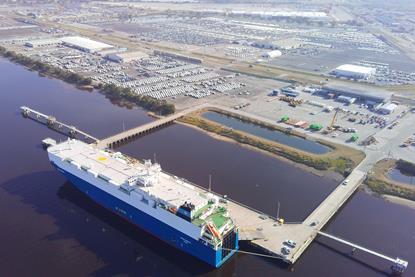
xmin=0 ymin=59 xmax=414 ymax=276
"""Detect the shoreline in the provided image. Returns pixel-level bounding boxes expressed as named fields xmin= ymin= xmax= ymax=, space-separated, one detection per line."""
xmin=0 ymin=48 xmax=175 ymax=115
xmin=382 ymin=194 xmax=415 ymax=209
xmin=178 ymin=115 xmax=415 ymax=210
xmin=178 ymin=111 xmax=365 ymax=175
xmin=201 ymin=107 xmax=336 ymax=150
xmin=177 ymin=119 xmax=344 ymax=182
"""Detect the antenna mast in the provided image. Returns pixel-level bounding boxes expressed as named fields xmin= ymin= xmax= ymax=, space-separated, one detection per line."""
xmin=277 ymin=201 xmax=280 ymax=220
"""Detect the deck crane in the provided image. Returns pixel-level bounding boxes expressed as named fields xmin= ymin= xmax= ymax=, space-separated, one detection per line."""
xmin=323 ymin=109 xmax=340 ymax=134
xmin=329 ymin=109 xmax=339 ymax=129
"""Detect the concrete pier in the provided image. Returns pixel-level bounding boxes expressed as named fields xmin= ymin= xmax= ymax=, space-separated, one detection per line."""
xmin=20 ymin=106 xmax=99 ymax=143
xmin=224 ymin=169 xmax=366 ymax=263
xmin=95 ymin=104 xmax=209 ymax=149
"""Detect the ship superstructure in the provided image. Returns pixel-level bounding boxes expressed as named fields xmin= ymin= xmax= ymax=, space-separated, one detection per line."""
xmin=47 ymin=139 xmax=238 ymax=267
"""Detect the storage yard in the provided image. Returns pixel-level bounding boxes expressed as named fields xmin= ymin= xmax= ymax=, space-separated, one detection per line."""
xmin=86 ymin=10 xmax=415 ymax=85
xmin=2 ymin=2 xmax=415 ymax=87
xmin=2 ymin=25 xmax=412 ymax=148
xmin=7 ymin=0 xmax=404 ymax=86
xmin=1 ymin=2 xmax=414 ymax=150
xmin=1 ymin=35 xmax=257 ymax=101
xmin=173 ymin=80 xmax=411 ymax=148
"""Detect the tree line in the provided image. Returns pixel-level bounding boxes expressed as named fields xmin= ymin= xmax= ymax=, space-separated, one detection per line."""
xmin=0 ymin=46 xmax=92 ymax=86
xmin=0 ymin=46 xmax=175 ymax=115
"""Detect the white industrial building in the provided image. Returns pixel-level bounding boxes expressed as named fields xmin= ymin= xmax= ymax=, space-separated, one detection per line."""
xmin=377 ymin=102 xmax=398 ymax=114
xmin=106 ymin=51 xmax=148 ymax=63
xmin=25 ymin=38 xmax=63 ymax=48
xmin=61 ymin=36 xmax=113 ymax=53
xmin=320 ymin=84 xmax=391 ymax=105
xmin=332 ymin=64 xmax=376 ymax=80
xmin=261 ymin=50 xmax=282 ymax=59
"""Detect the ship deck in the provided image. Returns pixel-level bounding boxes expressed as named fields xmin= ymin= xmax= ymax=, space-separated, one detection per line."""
xmin=48 ymin=139 xmax=208 ymax=210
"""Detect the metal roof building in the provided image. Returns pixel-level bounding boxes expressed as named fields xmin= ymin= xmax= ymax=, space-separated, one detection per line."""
xmin=332 ymin=64 xmax=376 ymax=80
xmin=261 ymin=50 xmax=282 ymax=59
xmin=320 ymin=84 xmax=392 ymax=104
xmin=61 ymin=36 xmax=113 ymax=53
xmin=377 ymin=103 xmax=397 ymax=114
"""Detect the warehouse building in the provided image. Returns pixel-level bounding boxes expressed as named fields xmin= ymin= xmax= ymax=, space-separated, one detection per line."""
xmin=336 ymin=95 xmax=356 ymax=105
xmin=331 ymin=64 xmax=376 ymax=80
xmin=319 ymin=84 xmax=391 ymax=105
xmin=61 ymin=36 xmax=113 ymax=53
xmin=281 ymin=86 xmax=300 ymax=97
xmin=97 ymin=48 xmax=127 ymax=57
xmin=105 ymin=51 xmax=148 ymax=63
xmin=377 ymin=103 xmax=397 ymax=114
xmin=261 ymin=50 xmax=282 ymax=59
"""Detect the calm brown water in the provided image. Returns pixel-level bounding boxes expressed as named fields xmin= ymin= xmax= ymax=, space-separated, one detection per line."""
xmin=388 ymin=168 xmax=415 ymax=185
xmin=202 ymin=111 xmax=331 ymax=154
xmin=0 ymin=59 xmax=414 ymax=276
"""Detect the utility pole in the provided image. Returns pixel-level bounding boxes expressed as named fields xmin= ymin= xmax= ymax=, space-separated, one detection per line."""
xmin=153 ymin=153 xmax=157 ymax=163
xmin=277 ymin=201 xmax=280 ymax=220
xmin=208 ymin=174 xmax=212 ymax=192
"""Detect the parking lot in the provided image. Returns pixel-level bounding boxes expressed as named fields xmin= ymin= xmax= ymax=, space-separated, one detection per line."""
xmin=240 ymin=86 xmax=409 ymax=145
xmin=173 ymin=80 xmax=414 ymax=147
xmin=2 ymin=37 xmax=261 ymax=102
xmin=83 ymin=11 xmax=415 ymax=85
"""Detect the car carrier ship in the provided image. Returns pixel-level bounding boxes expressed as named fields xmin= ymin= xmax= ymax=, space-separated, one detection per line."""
xmin=46 ymin=138 xmax=238 ymax=267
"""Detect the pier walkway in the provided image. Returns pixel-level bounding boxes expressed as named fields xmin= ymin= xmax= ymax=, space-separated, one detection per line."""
xmin=20 ymin=106 xmax=99 ymax=143
xmin=227 ymin=169 xmax=366 ymax=264
xmin=95 ymin=104 xmax=209 ymax=149
xmin=317 ymin=231 xmax=408 ymax=273
xmin=317 ymin=231 xmax=396 ymax=263
xmin=225 ymin=167 xmax=407 ymax=272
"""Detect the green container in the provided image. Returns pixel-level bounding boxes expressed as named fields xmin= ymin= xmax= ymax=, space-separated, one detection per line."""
xmin=310 ymin=123 xmax=323 ymax=131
